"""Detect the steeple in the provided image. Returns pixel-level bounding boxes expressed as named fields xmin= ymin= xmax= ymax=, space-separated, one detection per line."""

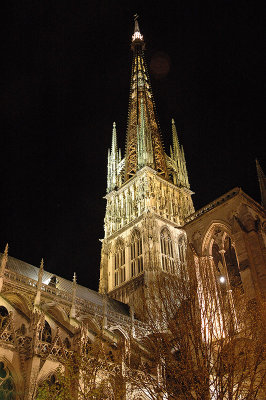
xmin=256 ymin=159 xmax=266 ymax=208
xmin=100 ymin=18 xmax=195 ymax=302
xmin=125 ymin=16 xmax=169 ymax=182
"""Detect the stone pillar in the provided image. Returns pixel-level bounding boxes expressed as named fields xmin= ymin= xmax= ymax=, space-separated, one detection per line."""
xmin=24 ymin=356 xmax=41 ymax=400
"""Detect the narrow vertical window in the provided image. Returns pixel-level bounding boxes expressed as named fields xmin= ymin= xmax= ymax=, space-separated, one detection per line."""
xmin=161 ymin=228 xmax=175 ymax=273
xmin=130 ymin=230 xmax=143 ymax=277
xmin=114 ymin=239 xmax=125 ymax=287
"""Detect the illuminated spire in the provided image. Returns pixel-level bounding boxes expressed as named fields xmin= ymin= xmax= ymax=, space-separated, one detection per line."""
xmin=172 ymin=119 xmax=181 ymax=158
xmin=125 ymin=17 xmax=169 ymax=182
xmin=111 ymin=122 xmax=117 ymax=153
xmin=107 ymin=122 xmax=122 ymax=193
xmin=131 ymin=14 xmax=144 ymax=50
xmin=256 ymin=159 xmax=266 ymax=208
xmin=171 ymin=119 xmax=190 ymax=189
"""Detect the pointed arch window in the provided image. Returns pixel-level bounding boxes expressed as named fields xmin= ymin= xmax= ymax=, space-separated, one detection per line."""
xmin=0 ymin=362 xmax=16 ymax=400
xmin=0 ymin=307 xmax=9 ymax=331
xmin=41 ymin=320 xmax=52 ymax=343
xmin=130 ymin=230 xmax=143 ymax=277
xmin=160 ymin=228 xmax=175 ymax=273
xmin=114 ymin=239 xmax=125 ymax=287
xmin=211 ymin=232 xmax=242 ymax=295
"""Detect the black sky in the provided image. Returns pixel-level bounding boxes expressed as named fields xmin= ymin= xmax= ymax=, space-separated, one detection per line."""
xmin=1 ymin=0 xmax=265 ymax=291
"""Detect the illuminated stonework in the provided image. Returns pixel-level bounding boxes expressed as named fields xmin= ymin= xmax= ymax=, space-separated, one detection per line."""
xmin=0 ymin=18 xmax=265 ymax=400
xmin=100 ymin=19 xmax=195 ymax=304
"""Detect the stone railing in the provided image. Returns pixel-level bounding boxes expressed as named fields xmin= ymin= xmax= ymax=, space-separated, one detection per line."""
xmin=4 ymin=269 xmax=147 ymax=332
xmin=4 ymin=269 xmax=37 ymax=288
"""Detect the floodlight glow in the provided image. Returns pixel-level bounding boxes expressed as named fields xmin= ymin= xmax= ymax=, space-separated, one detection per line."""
xmin=219 ymin=276 xmax=226 ymax=283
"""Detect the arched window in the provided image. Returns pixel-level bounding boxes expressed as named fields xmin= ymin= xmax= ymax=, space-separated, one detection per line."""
xmin=130 ymin=230 xmax=143 ymax=277
xmin=160 ymin=228 xmax=175 ymax=273
xmin=41 ymin=321 xmax=52 ymax=343
xmin=0 ymin=361 xmax=16 ymax=400
xmin=114 ymin=239 xmax=125 ymax=287
xmin=0 ymin=307 xmax=9 ymax=331
xmin=210 ymin=230 xmax=242 ymax=294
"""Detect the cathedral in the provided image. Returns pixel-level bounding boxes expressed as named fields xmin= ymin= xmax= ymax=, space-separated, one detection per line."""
xmin=0 ymin=19 xmax=265 ymax=400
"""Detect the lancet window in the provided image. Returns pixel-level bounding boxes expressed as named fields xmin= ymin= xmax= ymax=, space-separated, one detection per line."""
xmin=160 ymin=228 xmax=175 ymax=273
xmin=0 ymin=306 xmax=9 ymax=331
xmin=130 ymin=230 xmax=143 ymax=277
xmin=41 ymin=320 xmax=52 ymax=343
xmin=212 ymin=234 xmax=242 ymax=291
xmin=0 ymin=362 xmax=15 ymax=400
xmin=114 ymin=239 xmax=126 ymax=287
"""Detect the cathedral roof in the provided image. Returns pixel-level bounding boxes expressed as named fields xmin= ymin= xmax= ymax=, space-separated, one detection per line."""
xmin=1 ymin=254 xmax=130 ymax=317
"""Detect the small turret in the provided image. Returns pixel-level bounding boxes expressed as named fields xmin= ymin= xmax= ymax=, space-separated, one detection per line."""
xmin=70 ymin=272 xmax=77 ymax=320
xmin=0 ymin=244 xmax=8 ymax=292
xmin=107 ymin=122 xmax=122 ymax=193
xmin=171 ymin=119 xmax=190 ymax=189
xmin=34 ymin=259 xmax=44 ymax=308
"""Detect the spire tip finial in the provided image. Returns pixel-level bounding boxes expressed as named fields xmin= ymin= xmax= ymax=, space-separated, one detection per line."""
xmin=132 ymin=14 xmax=143 ymax=43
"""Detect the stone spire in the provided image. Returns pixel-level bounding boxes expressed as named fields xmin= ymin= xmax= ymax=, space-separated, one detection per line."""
xmin=70 ymin=272 xmax=77 ymax=319
xmin=0 ymin=244 xmax=8 ymax=292
xmin=107 ymin=122 xmax=122 ymax=193
xmin=171 ymin=119 xmax=190 ymax=189
xmin=34 ymin=259 xmax=44 ymax=308
xmin=125 ymin=17 xmax=169 ymax=182
xmin=256 ymin=159 xmax=266 ymax=208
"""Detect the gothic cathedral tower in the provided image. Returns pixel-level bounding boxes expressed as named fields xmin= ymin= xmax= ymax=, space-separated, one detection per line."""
xmin=99 ymin=19 xmax=194 ymax=308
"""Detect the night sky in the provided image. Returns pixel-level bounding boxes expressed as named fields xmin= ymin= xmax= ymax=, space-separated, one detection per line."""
xmin=1 ymin=1 xmax=264 ymax=291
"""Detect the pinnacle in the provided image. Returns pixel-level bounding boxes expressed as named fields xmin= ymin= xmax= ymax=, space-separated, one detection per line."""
xmin=73 ymin=272 xmax=77 ymax=284
xmin=4 ymin=243 xmax=8 ymax=256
